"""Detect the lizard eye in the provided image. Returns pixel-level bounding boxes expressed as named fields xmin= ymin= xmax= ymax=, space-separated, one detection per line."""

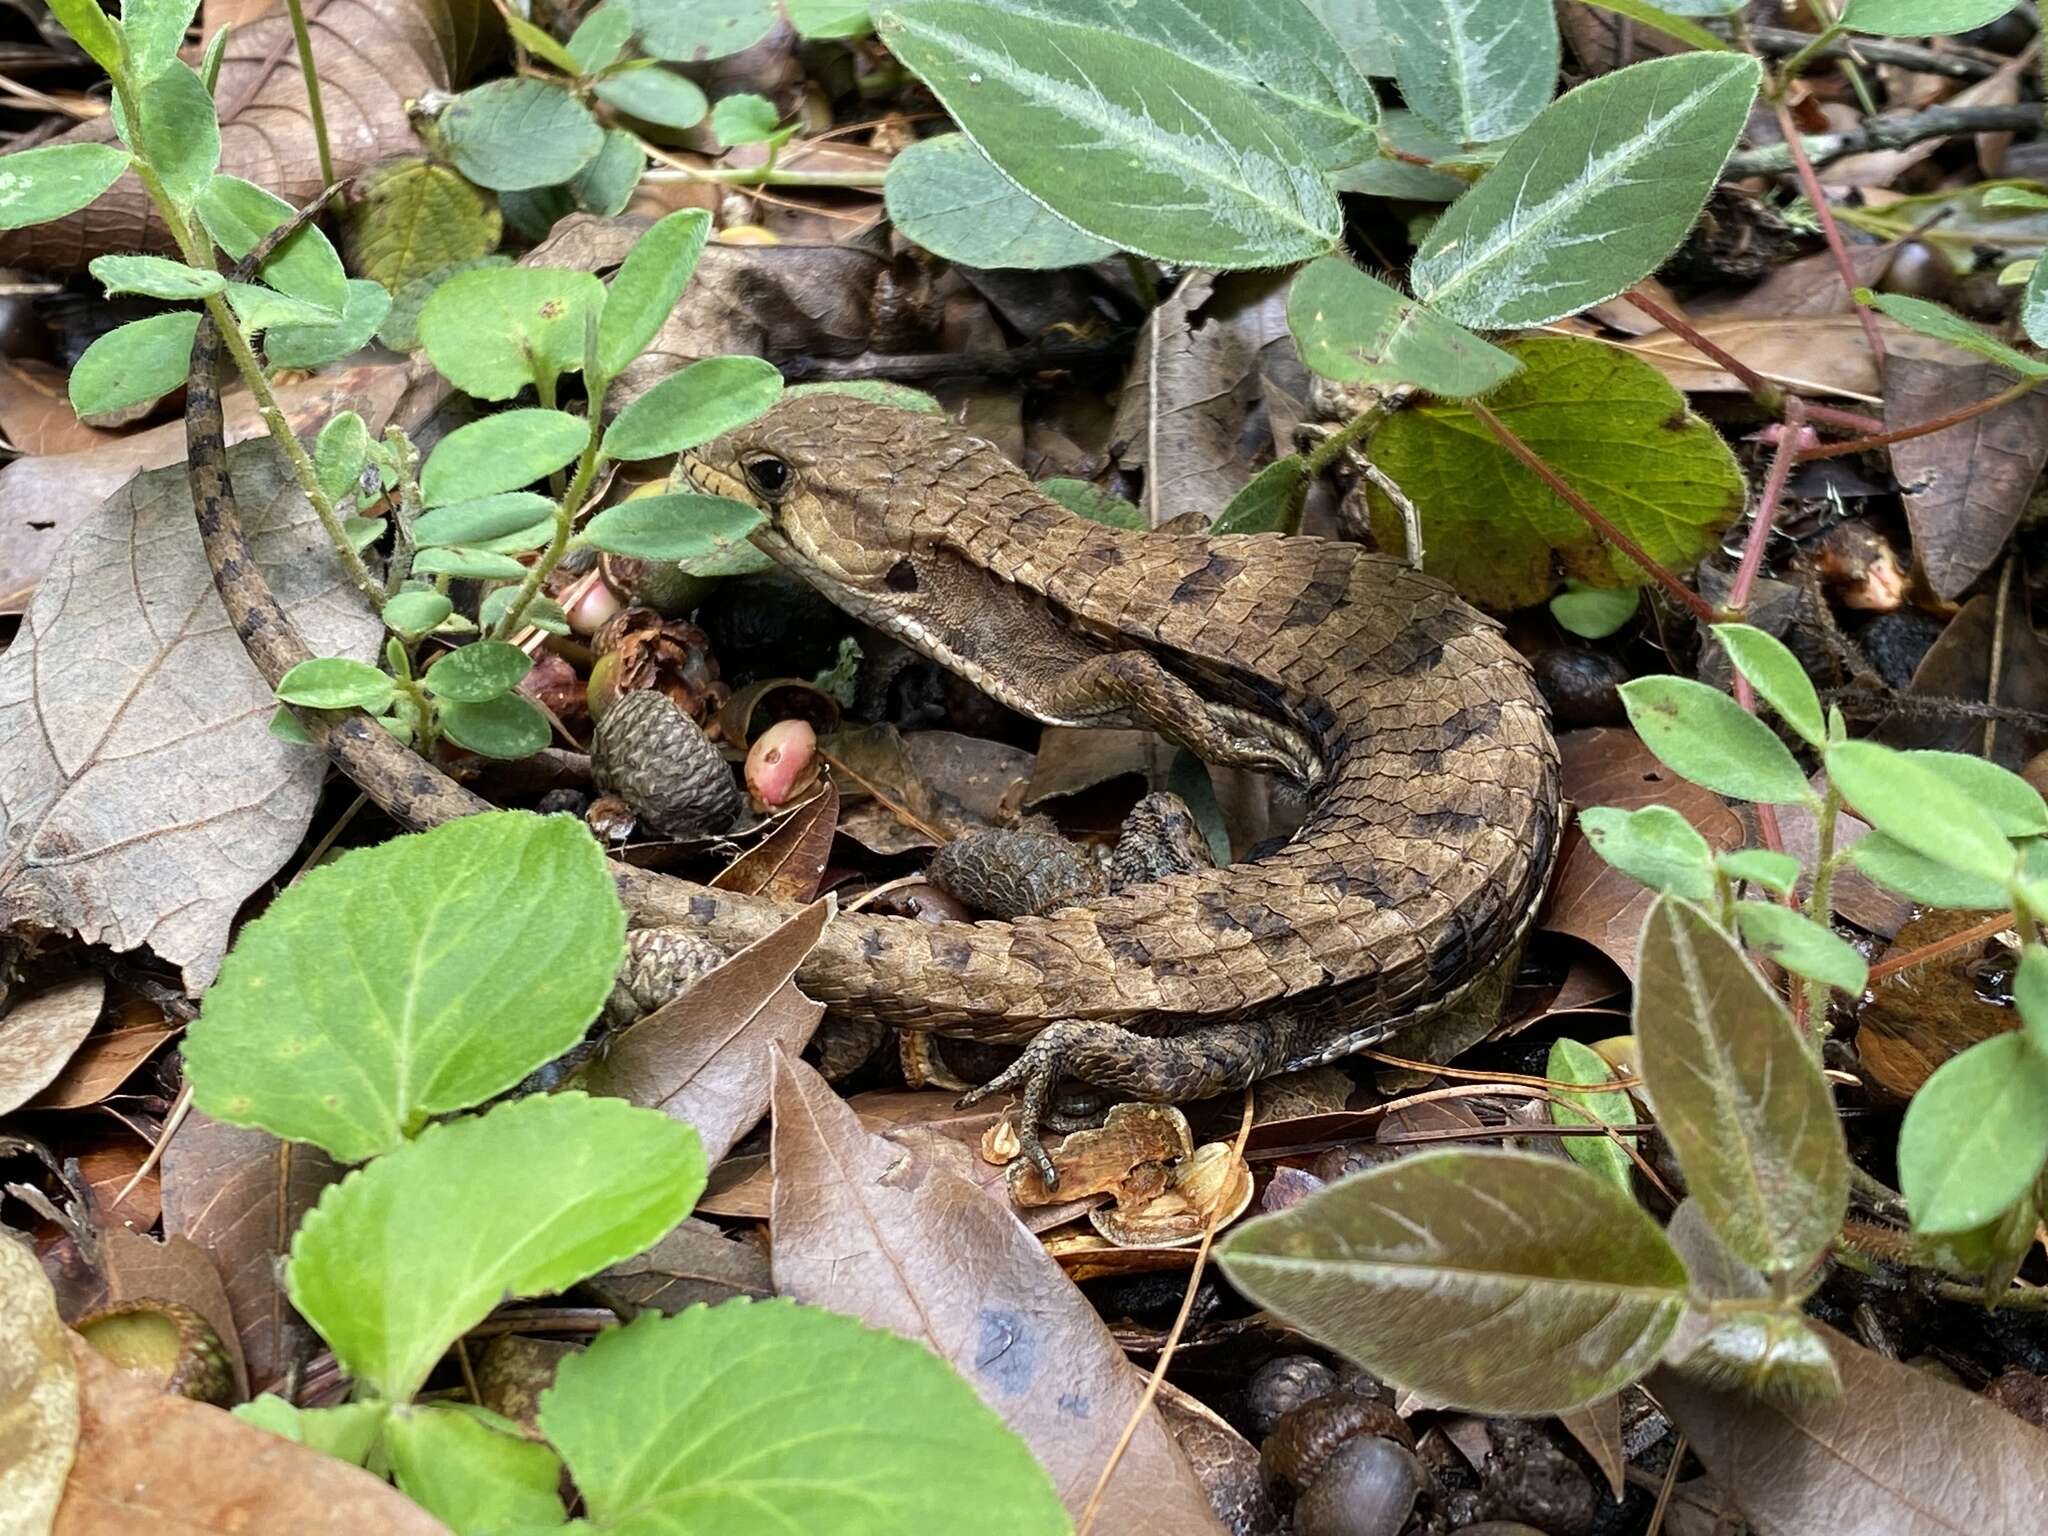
xmin=743 ymin=454 xmax=791 ymax=499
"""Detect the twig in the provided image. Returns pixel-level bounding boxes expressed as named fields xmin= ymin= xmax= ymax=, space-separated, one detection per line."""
xmin=1773 ymin=100 xmax=1886 ymax=367
xmin=778 ymin=331 xmax=1137 ymax=385
xmin=1796 ymin=377 xmax=2043 ymax=461
xmin=1735 ymin=23 xmax=1998 ymax=79
xmin=1866 ymin=910 xmax=2016 ymax=983
xmin=1465 ymin=399 xmax=1719 ymax=623
xmin=1729 ymin=101 xmax=2045 ymax=177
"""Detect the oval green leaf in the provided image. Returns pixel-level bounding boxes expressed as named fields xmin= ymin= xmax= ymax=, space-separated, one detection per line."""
xmin=382 ymin=589 xmax=454 ymax=637
xmin=710 ymin=91 xmax=781 ymax=145
xmin=1839 ymin=0 xmax=2019 ymax=37
xmin=1579 ymin=804 xmax=1716 ymax=902
xmin=413 ymin=492 xmax=559 ymax=548
xmin=439 ymin=692 xmax=554 ymax=758
xmin=420 ymin=266 xmax=608 ymax=400
xmin=439 ymin=78 xmax=605 ymax=192
xmin=264 ymin=278 xmax=392 ymax=370
xmin=601 ymin=355 xmax=784 ymax=460
xmin=1898 ymin=1033 xmax=2048 ymax=1236
xmin=597 ymin=208 xmax=711 ymax=377
xmin=131 ymin=62 xmax=221 ymax=204
xmin=1383 ymin=0 xmax=1560 ymax=146
xmin=592 ymin=65 xmax=710 ymax=131
xmin=1824 ymin=740 xmax=2017 ymax=887
xmin=274 ymin=657 xmax=396 ymax=713
xmin=1732 ymin=901 xmax=1869 ymax=997
xmin=884 ymin=133 xmax=1117 ymax=271
xmin=1546 ymin=1037 xmax=1637 ymax=1195
xmin=68 ymin=311 xmax=202 ymax=417
xmin=421 ymin=409 xmax=590 ymax=505
xmin=1712 ymin=624 xmax=1824 ymax=748
xmin=0 ymin=142 xmax=130 ymax=230
xmin=421 ymin=640 xmax=533 ymax=704
xmin=1619 ymin=676 xmax=1815 ymax=805
xmin=1289 ymin=254 xmax=1520 ymax=398
xmin=619 ymin=0 xmax=778 ymax=61
xmin=579 ymin=492 xmax=765 ymax=562
xmin=90 ymin=252 xmax=223 ymax=300
xmin=194 ymin=173 xmax=351 ymax=314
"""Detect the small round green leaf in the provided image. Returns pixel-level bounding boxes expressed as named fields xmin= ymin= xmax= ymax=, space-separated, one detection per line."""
xmin=439 ymin=78 xmax=605 ymax=192
xmin=264 ymin=279 xmax=393 ymax=370
xmin=591 ymin=66 xmax=708 ymax=130
xmin=274 ymin=657 xmax=396 ymax=712
xmin=601 ymin=355 xmax=784 ymax=460
xmin=570 ymin=129 xmax=644 ymax=218
xmin=1290 ymin=255 xmax=1520 ymax=399
xmin=413 ymin=493 xmax=559 ymax=549
xmin=422 ymin=409 xmax=591 ymax=505
xmin=1619 ymin=676 xmax=1815 ymax=806
xmin=579 ymin=492 xmax=765 ymax=561
xmin=619 ymin=0 xmax=778 ymax=61
xmin=385 ymin=1404 xmax=565 ymax=1532
xmin=1712 ymin=623 xmax=1824 ymax=748
xmin=410 ymin=547 xmax=532 ymax=582
xmin=422 ymin=641 xmax=533 ymax=703
xmin=314 ymin=411 xmax=370 ymax=504
xmin=0 ymin=143 xmax=130 ymax=230
xmin=439 ymin=692 xmax=553 ymax=758
xmin=382 ymin=590 xmax=454 ymax=637
xmin=710 ymin=92 xmax=781 ymax=145
xmin=570 ymin=5 xmax=633 ymax=70
xmin=1825 ymin=740 xmax=2017 ymax=888
xmin=1578 ymin=804 xmax=1715 ymax=902
xmin=348 ymin=157 xmax=503 ymax=295
xmin=419 ymin=267 xmax=608 ymax=400
xmin=68 ymin=311 xmax=202 ymax=417
xmin=1551 ymin=582 xmax=1639 ymax=639
xmin=1898 ymin=1033 xmax=2048 ymax=1236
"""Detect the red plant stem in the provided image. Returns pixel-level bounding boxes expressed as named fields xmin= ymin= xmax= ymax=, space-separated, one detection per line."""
xmin=1466 ymin=399 xmax=1720 ymax=623
xmin=1727 ymin=396 xmax=1806 ymax=615
xmin=1626 ymin=287 xmax=1788 ymax=413
xmin=1775 ymin=99 xmax=1887 ymax=369
xmin=1801 ymin=400 xmax=1887 ymax=434
xmin=1865 ymin=910 xmax=2016 ymax=983
xmin=1796 ymin=376 xmax=2042 ymax=461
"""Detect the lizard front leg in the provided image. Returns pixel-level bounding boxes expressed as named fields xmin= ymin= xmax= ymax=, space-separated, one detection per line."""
xmin=1044 ymin=651 xmax=1320 ymax=785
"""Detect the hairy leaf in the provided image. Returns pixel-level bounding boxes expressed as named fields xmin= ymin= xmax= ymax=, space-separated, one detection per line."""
xmin=885 ymin=133 xmax=1117 ymax=270
xmin=1898 ymin=1033 xmax=2048 ymax=1236
xmin=1383 ymin=0 xmax=1559 ymax=145
xmin=1288 ymin=255 xmax=1519 ymax=398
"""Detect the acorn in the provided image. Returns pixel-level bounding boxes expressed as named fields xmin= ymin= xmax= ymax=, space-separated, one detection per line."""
xmin=1261 ymin=1380 xmax=1425 ymax=1536
xmin=590 ymin=690 xmax=743 ymax=839
xmin=75 ymin=1298 xmax=233 ymax=1405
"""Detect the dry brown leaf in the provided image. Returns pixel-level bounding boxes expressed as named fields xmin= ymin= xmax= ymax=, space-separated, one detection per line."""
xmin=1878 ymin=580 xmax=2048 ymax=769
xmin=1885 ymin=354 xmax=2048 ymax=601
xmin=54 ymin=1335 xmax=450 ymax=1534
xmin=1688 ymin=246 xmax=1905 ymax=323
xmin=1858 ymin=909 xmax=2019 ymax=1100
xmin=158 ymin=1110 xmax=339 ymax=1396
xmin=0 ymin=359 xmax=114 ymax=458
xmin=592 ymin=1217 xmax=773 ymax=1315
xmin=1654 ymin=1327 xmax=2048 ymax=1534
xmin=576 ymin=898 xmax=828 ymax=1165
xmin=0 ymin=1233 xmax=78 ymax=1531
xmin=0 ymin=0 xmax=493 ymax=271
xmin=0 ymin=441 xmax=382 ymax=992
xmin=710 ymin=780 xmax=838 ymax=901
xmin=1603 ymin=316 xmax=1893 ymax=401
xmin=0 ymin=973 xmax=105 ymax=1117
xmin=75 ymin=1139 xmax=161 ymax=1230
xmin=0 ymin=357 xmax=409 ymax=613
xmin=823 ymin=723 xmax=955 ymax=853
xmin=30 ymin=1022 xmax=177 ymax=1110
xmin=98 ymin=1224 xmax=249 ymax=1402
xmin=1557 ymin=1395 xmax=1626 ymax=1500
xmin=768 ymin=1050 xmax=1227 ymax=1535
xmin=1541 ymin=728 xmax=1746 ymax=976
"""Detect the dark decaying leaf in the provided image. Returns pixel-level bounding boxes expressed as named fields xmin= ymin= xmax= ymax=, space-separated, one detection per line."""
xmin=0 ymin=441 xmax=382 ymax=991
xmin=1654 ymin=1326 xmax=2048 ymax=1535
xmin=1884 ymin=351 xmax=2048 ymax=601
xmin=1217 ymin=1149 xmax=1690 ymax=1415
xmin=159 ymin=1110 xmax=340 ymax=1396
xmin=30 ymin=1020 xmax=177 ymax=1110
xmin=0 ymin=0 xmax=494 ymax=271
xmin=589 ymin=1217 xmax=773 ymax=1315
xmin=575 ymin=898 xmax=828 ymax=1165
xmin=768 ymin=1051 xmax=1226 ymax=1535
xmin=53 ymin=1336 xmax=449 ymax=1535
xmin=1876 ymin=577 xmax=2048 ymax=770
xmin=1858 ymin=909 xmax=2021 ymax=1100
xmin=1633 ymin=896 xmax=1847 ymax=1278
xmin=0 ymin=973 xmax=105 ymax=1117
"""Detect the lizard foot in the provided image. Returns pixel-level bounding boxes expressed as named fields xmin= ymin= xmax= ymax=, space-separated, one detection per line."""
xmin=956 ymin=1022 xmax=1094 ymax=1188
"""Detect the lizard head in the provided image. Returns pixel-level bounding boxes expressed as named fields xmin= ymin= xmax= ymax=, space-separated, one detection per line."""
xmin=681 ymin=393 xmax=984 ymax=612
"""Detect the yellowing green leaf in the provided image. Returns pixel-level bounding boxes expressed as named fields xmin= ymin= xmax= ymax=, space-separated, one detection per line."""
xmin=1288 ymin=255 xmax=1520 ymax=398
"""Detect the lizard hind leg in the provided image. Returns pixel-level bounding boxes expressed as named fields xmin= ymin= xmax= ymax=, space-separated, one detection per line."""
xmin=1045 ymin=651 xmax=1322 ymax=787
xmin=957 ymin=1015 xmax=1302 ymax=1187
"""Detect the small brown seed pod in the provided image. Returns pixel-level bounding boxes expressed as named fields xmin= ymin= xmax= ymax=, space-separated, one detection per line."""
xmin=590 ymin=690 xmax=743 ymax=839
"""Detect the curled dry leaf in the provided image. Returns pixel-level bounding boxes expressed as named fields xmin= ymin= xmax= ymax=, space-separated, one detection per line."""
xmin=31 ymin=1020 xmax=178 ymax=1110
xmin=1653 ymin=1326 xmax=2048 ymax=1536
xmin=0 ymin=1234 xmax=78 ymax=1532
xmin=54 ymin=1335 xmax=449 ymax=1535
xmin=768 ymin=1050 xmax=1227 ymax=1535
xmin=159 ymin=1109 xmax=339 ymax=1397
xmin=0 ymin=0 xmax=494 ymax=270
xmin=0 ymin=973 xmax=105 ymax=1117
xmin=1007 ymin=1100 xmax=1193 ymax=1209
xmin=710 ymin=779 xmax=838 ymax=902
xmin=574 ymin=897 xmax=829 ymax=1165
xmin=0 ymin=442 xmax=382 ymax=991
xmin=1541 ymin=728 xmax=1745 ymax=977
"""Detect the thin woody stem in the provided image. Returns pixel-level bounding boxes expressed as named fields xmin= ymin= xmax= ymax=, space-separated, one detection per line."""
xmin=1797 ymin=376 xmax=2044 ymax=462
xmin=1772 ymin=99 xmax=1887 ymax=368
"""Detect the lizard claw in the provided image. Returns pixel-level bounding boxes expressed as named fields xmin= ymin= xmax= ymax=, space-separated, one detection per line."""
xmin=956 ymin=1025 xmax=1081 ymax=1189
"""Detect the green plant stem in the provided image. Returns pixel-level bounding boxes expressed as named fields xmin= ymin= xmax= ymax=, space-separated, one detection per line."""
xmin=1774 ymin=21 xmax=1845 ymax=86
xmin=395 ymin=672 xmax=437 ymax=753
xmin=491 ymin=427 xmax=602 ymax=640
xmin=640 ymin=154 xmax=883 ymax=189
xmin=1304 ymin=399 xmax=1392 ymax=477
xmin=1800 ymin=782 xmax=1844 ymax=1040
xmin=283 ymin=0 xmax=336 ymax=189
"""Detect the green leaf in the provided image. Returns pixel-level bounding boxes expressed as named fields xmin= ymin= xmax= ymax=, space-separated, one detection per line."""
xmin=90 ymin=252 xmax=221 ymax=300
xmin=382 ymin=589 xmax=453 ymax=637
xmin=1667 ymin=1309 xmax=1843 ymax=1401
xmin=710 ymin=91 xmax=781 ymax=145
xmin=421 ymin=641 xmax=532 ymax=704
xmin=1040 ymin=477 xmax=1143 ymax=528
xmin=1579 ymin=0 xmax=1735 ymax=49
xmin=601 ymin=355 xmax=783 ymax=460
xmin=439 ymin=78 xmax=604 ymax=192
xmin=288 ymin=1093 xmax=703 ymax=1400
xmin=480 ymin=588 xmax=569 ymax=638
xmin=1218 ymin=1149 xmax=1688 ymax=1414
xmin=883 ymin=133 xmax=1117 ymax=270
xmin=315 ymin=411 xmax=370 ymax=504
xmin=68 ymin=311 xmax=200 ymax=417
xmin=263 ymin=278 xmax=391 ymax=370
xmin=571 ymin=128 xmax=645 ymax=217
xmin=1287 ymin=255 xmax=1520 ymax=398
xmin=413 ymin=493 xmax=559 ymax=548
xmin=1331 ymin=109 xmax=1470 ymax=201
xmin=2016 ymin=946 xmax=2048 ymax=1056
xmin=1619 ymin=677 xmax=1815 ymax=805
xmin=1848 ymin=833 xmax=2013 ymax=910
xmin=1411 ymin=53 xmax=1761 ymax=328
xmin=274 ymin=657 xmax=395 ymax=712
xmin=1712 ymin=624 xmax=1824 ymax=748
xmin=46 ymin=0 xmax=127 ymax=77
xmin=233 ymin=1398 xmax=390 ymax=1465
xmin=1634 ymin=896 xmax=1848 ymax=1276
xmin=788 ymin=0 xmax=873 ymax=37
xmin=386 ymin=1404 xmax=566 ymax=1534
xmin=1838 ymin=0 xmax=2019 ymax=37
xmin=505 ymin=12 xmax=584 ymax=75
xmin=1718 ymin=848 xmax=1801 ymax=897
xmin=1898 ymin=1033 xmax=2048 ymax=1236
xmin=1546 ymin=1037 xmax=1636 ymax=1195
xmin=2025 ymin=255 xmax=2048 ymax=351
xmin=1213 ymin=456 xmax=1311 ymax=536
xmin=878 ymin=2 xmax=1343 ymax=268
xmin=1579 ymin=804 xmax=1716 ymax=902
xmin=227 ymin=280 xmax=345 ymax=333
xmin=1383 ymin=0 xmax=1559 ymax=146
xmin=130 ymin=61 xmax=220 ymax=204
xmin=184 ymin=812 xmax=626 ymax=1163
xmin=1856 ymin=290 xmax=2048 ymax=378
xmin=422 ymin=409 xmax=590 ymax=505
xmin=620 ymin=0 xmax=778 ymax=61
xmin=194 ymin=174 xmax=350 ymax=313
xmin=579 ymin=492 xmax=765 ymax=561
xmin=1825 ymin=740 xmax=2017 ymax=887
xmin=1900 ymin=750 xmax=2048 ymax=839
xmin=597 ymin=209 xmax=711 ymax=377
xmin=439 ymin=692 xmax=554 ymax=758
xmin=569 ymin=4 xmax=633 ymax=70
xmin=0 ymin=143 xmax=130 ymax=230
xmin=1304 ymin=0 xmax=1395 ymax=77
xmin=1364 ymin=336 xmax=1746 ymax=608
xmin=591 ymin=63 xmax=708 ymax=130
xmin=347 ymin=157 xmax=504 ymax=296
xmin=539 ymin=1301 xmax=1068 ymax=1535
xmin=1733 ymin=901 xmax=1868 ymax=996
xmin=123 ymin=0 xmax=201 ymax=83
xmin=419 ymin=267 xmax=608 ymax=401
xmin=408 ymin=547 xmax=531 ymax=582
xmin=1551 ymin=582 xmax=1639 ymax=639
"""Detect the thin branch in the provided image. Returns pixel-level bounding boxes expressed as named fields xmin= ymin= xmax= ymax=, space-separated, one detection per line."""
xmin=1736 ymin=23 xmax=1999 ymax=79
xmin=1773 ymin=101 xmax=1887 ymax=367
xmin=1730 ymin=101 xmax=2045 ymax=177
xmin=1797 ymin=377 xmax=2043 ymax=462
